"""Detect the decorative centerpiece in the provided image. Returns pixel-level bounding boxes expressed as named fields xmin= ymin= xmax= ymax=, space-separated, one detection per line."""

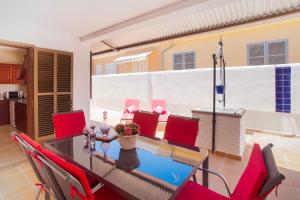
xmin=115 ymin=123 xmax=140 ymax=150
xmin=116 ymin=149 xmax=140 ymax=170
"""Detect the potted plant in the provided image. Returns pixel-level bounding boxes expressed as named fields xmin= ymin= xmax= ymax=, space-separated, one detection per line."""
xmin=114 ymin=123 xmax=140 ymax=150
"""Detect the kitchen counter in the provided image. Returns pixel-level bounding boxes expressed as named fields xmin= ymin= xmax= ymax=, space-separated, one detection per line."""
xmin=5 ymin=98 xmax=27 ymax=104
xmin=192 ymin=107 xmax=247 ymax=160
xmin=192 ymin=107 xmax=246 ymax=117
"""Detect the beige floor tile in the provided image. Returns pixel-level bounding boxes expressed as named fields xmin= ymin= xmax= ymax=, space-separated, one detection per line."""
xmin=267 ymin=184 xmax=299 ymax=200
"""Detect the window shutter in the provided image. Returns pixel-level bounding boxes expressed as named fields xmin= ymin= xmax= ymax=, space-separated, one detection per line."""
xmin=38 ymin=95 xmax=54 ymax=136
xmin=57 ymin=54 xmax=72 ymax=92
xmin=184 ymin=52 xmax=195 ymax=69
xmin=248 ymin=43 xmax=265 ymax=66
xmin=268 ymin=41 xmax=287 ymax=65
xmin=57 ymin=53 xmax=72 ymax=113
xmin=173 ymin=54 xmax=183 ymax=70
xmin=38 ymin=52 xmax=54 ymax=93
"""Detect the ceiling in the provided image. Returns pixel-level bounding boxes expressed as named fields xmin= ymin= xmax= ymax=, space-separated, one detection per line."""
xmin=1 ymin=0 xmax=300 ymax=54
xmin=0 ymin=0 xmax=178 ymax=37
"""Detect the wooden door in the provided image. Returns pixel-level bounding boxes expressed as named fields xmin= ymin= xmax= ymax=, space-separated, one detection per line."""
xmin=34 ymin=48 xmax=73 ymax=139
xmin=0 ymin=64 xmax=12 ymax=83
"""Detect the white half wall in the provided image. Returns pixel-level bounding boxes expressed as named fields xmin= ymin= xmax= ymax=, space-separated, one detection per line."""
xmin=0 ymin=23 xmax=90 ymax=121
xmin=92 ymin=64 xmax=300 ymax=135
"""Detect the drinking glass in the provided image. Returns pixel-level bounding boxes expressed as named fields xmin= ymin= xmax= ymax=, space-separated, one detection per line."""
xmin=83 ymin=126 xmax=89 ymax=148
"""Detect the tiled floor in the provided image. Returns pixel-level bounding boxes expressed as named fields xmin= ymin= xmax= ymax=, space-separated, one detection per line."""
xmin=0 ymin=124 xmax=300 ymax=199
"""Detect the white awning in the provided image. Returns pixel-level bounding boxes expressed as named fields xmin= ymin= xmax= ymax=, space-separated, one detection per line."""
xmin=114 ymin=52 xmax=152 ymax=63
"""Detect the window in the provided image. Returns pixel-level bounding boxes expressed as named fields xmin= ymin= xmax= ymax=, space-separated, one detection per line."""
xmin=173 ymin=52 xmax=196 ymax=70
xmin=105 ymin=63 xmax=117 ymax=74
xmin=248 ymin=40 xmax=288 ymax=66
xmin=132 ymin=59 xmax=148 ymax=72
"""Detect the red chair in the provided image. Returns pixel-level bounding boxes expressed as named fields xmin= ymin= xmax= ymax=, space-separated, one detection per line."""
xmin=151 ymin=99 xmax=169 ymax=122
xmin=41 ymin=148 xmax=125 ymax=200
xmin=132 ymin=111 xmax=159 ymax=138
xmin=164 ymin=115 xmax=199 ymax=147
xmin=53 ymin=110 xmax=86 ymax=140
xmin=11 ymin=132 xmax=60 ymax=199
xmin=176 ymin=143 xmax=285 ymax=200
xmin=120 ymin=99 xmax=140 ymax=121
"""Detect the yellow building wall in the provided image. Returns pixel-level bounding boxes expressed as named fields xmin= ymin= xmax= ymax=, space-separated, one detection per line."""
xmin=92 ymin=17 xmax=300 ymax=73
xmin=163 ymin=17 xmax=300 ymax=70
xmin=148 ymin=49 xmax=161 ymax=71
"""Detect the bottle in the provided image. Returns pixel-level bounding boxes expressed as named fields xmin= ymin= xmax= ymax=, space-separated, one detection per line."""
xmin=100 ymin=111 xmax=110 ymax=136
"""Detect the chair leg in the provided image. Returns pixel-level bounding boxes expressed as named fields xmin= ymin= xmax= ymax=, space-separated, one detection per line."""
xmin=45 ymin=190 xmax=50 ymax=200
xmin=192 ymin=174 xmax=197 ymax=182
xmin=35 ymin=187 xmax=42 ymax=200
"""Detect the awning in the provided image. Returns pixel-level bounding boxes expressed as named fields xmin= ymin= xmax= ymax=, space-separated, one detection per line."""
xmin=91 ymin=0 xmax=300 ymax=55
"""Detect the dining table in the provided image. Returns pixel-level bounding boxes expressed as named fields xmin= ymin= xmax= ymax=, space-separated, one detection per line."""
xmin=44 ymin=129 xmax=209 ymax=200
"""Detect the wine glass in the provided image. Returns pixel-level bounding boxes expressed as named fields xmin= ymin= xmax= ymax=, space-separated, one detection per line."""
xmin=83 ymin=126 xmax=89 ymax=148
xmin=100 ymin=126 xmax=110 ymax=137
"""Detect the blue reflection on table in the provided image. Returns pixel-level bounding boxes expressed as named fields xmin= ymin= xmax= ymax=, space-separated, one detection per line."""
xmin=95 ymin=140 xmax=193 ymax=187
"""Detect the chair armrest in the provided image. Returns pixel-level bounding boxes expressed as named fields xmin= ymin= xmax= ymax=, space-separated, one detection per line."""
xmin=198 ymin=167 xmax=231 ymax=196
xmin=91 ymin=182 xmax=104 ymax=194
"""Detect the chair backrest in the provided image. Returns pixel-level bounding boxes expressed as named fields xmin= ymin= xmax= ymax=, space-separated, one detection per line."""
xmin=11 ymin=132 xmax=63 ymax=199
xmin=151 ymin=99 xmax=167 ymax=111
xmin=164 ymin=115 xmax=199 ymax=147
xmin=124 ymin=99 xmax=140 ymax=113
xmin=41 ymin=148 xmax=93 ymax=200
xmin=53 ymin=110 xmax=86 ymax=140
xmin=231 ymin=144 xmax=268 ymax=200
xmin=257 ymin=143 xmax=285 ymax=200
xmin=132 ymin=111 xmax=159 ymax=138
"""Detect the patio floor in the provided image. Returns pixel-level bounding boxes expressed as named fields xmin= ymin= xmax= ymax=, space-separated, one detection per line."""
xmin=0 ymin=112 xmax=300 ymax=199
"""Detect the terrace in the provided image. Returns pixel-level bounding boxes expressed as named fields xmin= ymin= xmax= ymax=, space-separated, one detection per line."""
xmin=1 ymin=0 xmax=300 ymax=199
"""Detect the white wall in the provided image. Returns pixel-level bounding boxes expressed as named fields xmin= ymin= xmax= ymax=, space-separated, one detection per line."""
xmin=0 ymin=23 xmax=91 ymax=121
xmin=92 ymin=64 xmax=300 ymax=135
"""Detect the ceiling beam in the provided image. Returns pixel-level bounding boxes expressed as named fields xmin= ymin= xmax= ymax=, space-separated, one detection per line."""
xmin=80 ymin=0 xmax=209 ymax=41
xmin=101 ymin=40 xmax=119 ymax=52
xmin=91 ymin=8 xmax=300 ymax=56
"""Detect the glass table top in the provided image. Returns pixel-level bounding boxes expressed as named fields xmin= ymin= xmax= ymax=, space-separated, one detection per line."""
xmin=45 ymin=134 xmax=208 ymax=200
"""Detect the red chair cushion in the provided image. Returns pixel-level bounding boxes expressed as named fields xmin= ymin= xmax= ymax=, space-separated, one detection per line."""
xmin=176 ymin=181 xmax=229 ymax=200
xmin=153 ymin=105 xmax=167 ymax=114
xmin=19 ymin=133 xmax=42 ymax=151
xmin=164 ymin=115 xmax=199 ymax=147
xmin=42 ymin=149 xmax=94 ymax=200
xmin=132 ymin=111 xmax=159 ymax=138
xmin=231 ymin=144 xmax=267 ymax=200
xmin=53 ymin=110 xmax=86 ymax=140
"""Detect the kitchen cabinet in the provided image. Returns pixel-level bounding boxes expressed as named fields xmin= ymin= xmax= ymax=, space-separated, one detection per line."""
xmin=15 ymin=102 xmax=27 ymax=133
xmin=0 ymin=63 xmax=26 ymax=84
xmin=12 ymin=65 xmax=26 ymax=84
xmin=0 ymin=64 xmax=11 ymax=84
xmin=0 ymin=100 xmax=10 ymax=125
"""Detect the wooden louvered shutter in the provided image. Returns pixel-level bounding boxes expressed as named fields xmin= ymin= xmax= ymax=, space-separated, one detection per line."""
xmin=35 ymin=50 xmax=55 ymax=137
xmin=34 ymin=48 xmax=73 ymax=139
xmin=57 ymin=53 xmax=72 ymax=112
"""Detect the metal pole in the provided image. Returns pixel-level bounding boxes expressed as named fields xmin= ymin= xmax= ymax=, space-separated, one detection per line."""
xmin=223 ymin=57 xmax=226 ymax=108
xmin=212 ymin=54 xmax=217 ymax=153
